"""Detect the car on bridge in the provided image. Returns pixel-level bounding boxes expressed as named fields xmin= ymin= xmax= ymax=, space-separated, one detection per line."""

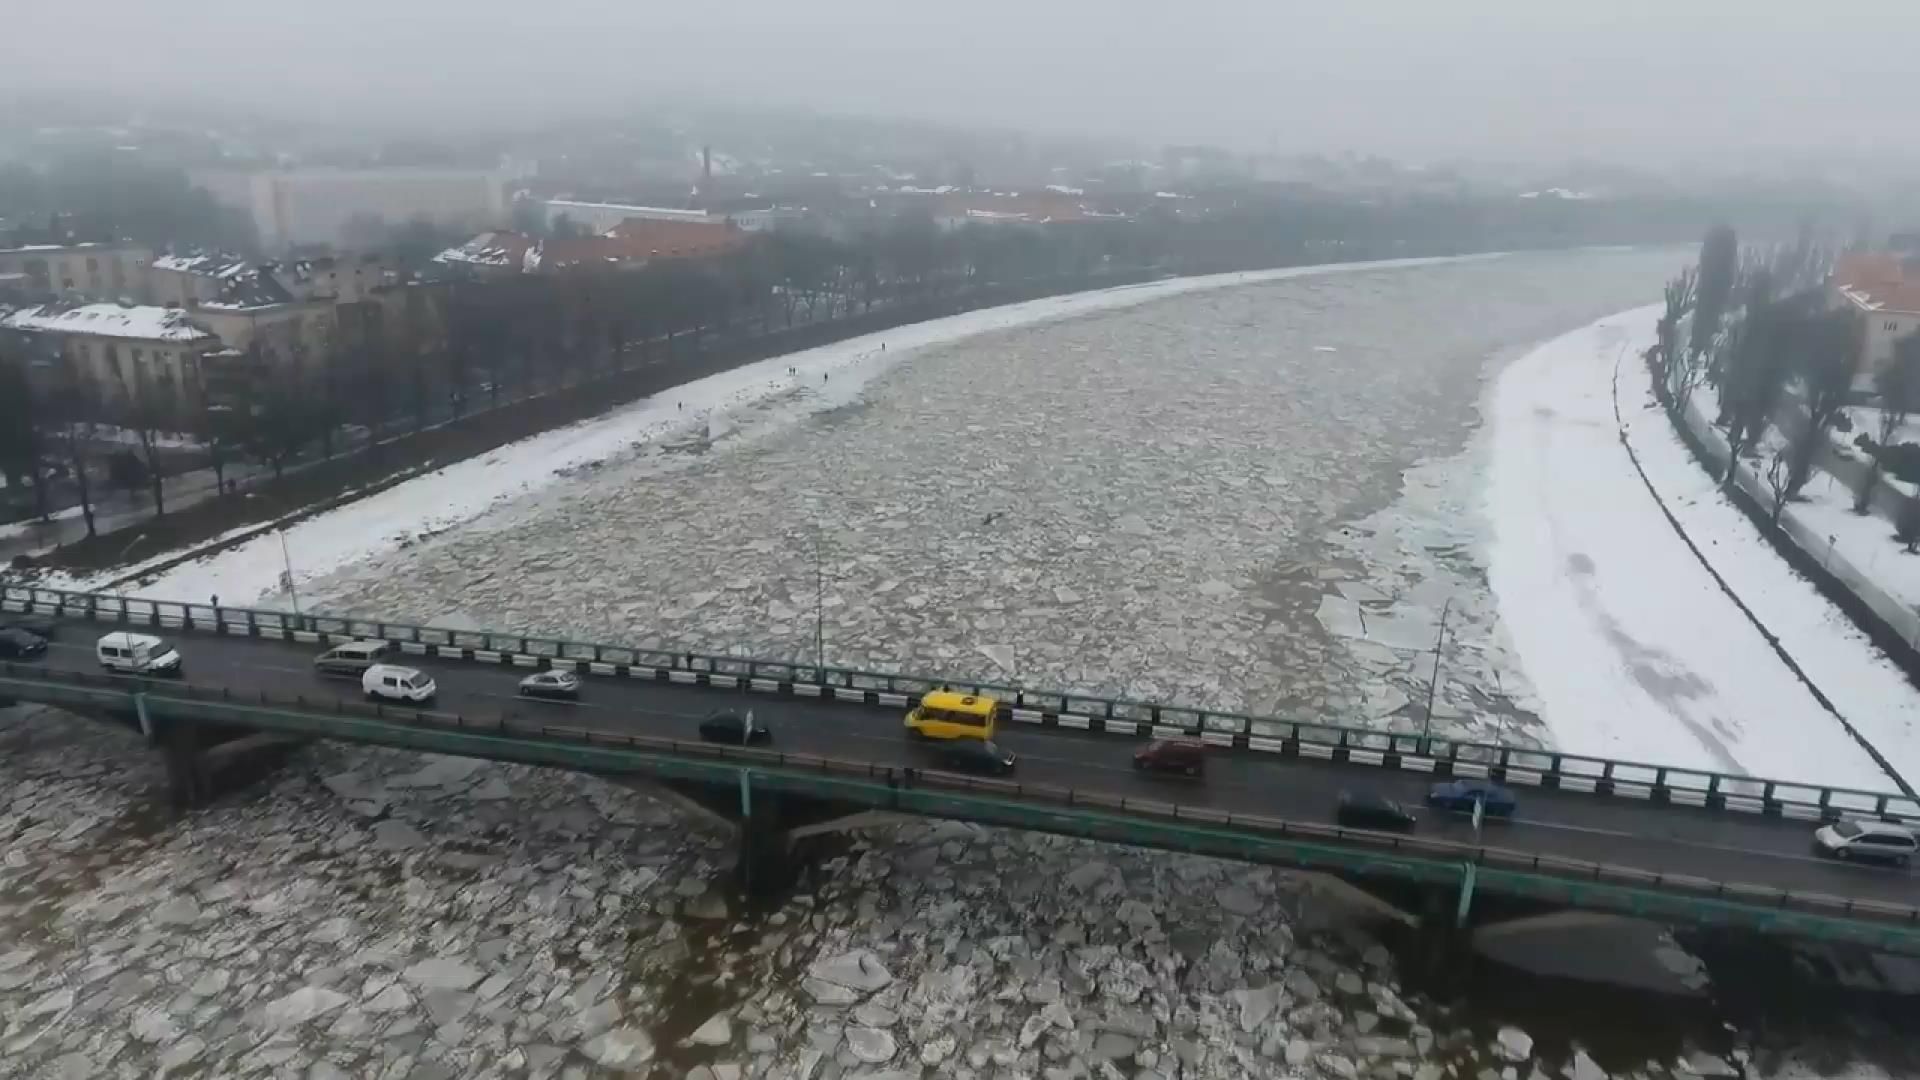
xmin=905 ymin=691 xmax=998 ymax=741
xmin=362 ymin=664 xmax=437 ymax=704
xmin=1336 ymin=790 xmax=1417 ymax=832
xmin=518 ymin=670 xmax=581 ymax=701
xmin=1426 ymin=779 xmax=1516 ymax=818
xmin=929 ymin=738 xmax=1017 ymax=776
xmin=1814 ymin=819 xmax=1917 ymax=867
xmin=0 ymin=627 xmax=48 ymax=659
xmin=313 ymin=641 xmax=392 ymax=679
xmin=1 ymin=613 xmax=56 ymax=639
xmin=699 ymin=709 xmax=771 ymax=745
xmin=1133 ymin=738 xmax=1206 ymax=778
xmin=96 ymin=632 xmax=182 ymax=677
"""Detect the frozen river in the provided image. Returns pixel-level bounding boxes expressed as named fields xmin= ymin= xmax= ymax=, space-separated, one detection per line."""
xmin=302 ymin=248 xmax=1681 ymax=746
xmin=20 ymin=249 xmax=1920 ymax=1080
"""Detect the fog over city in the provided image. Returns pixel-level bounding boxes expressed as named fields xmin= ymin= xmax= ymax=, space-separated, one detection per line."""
xmin=7 ymin=0 xmax=1920 ymax=165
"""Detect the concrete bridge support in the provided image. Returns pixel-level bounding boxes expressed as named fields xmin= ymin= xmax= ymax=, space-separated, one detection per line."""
xmin=609 ymin=769 xmax=891 ymax=894
xmin=154 ymin=714 xmax=307 ymax=812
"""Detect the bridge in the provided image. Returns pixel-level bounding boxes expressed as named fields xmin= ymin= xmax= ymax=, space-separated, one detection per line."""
xmin=6 ymin=583 xmax=1920 ymax=957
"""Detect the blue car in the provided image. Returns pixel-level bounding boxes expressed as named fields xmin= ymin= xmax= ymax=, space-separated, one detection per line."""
xmin=1426 ymin=779 xmax=1516 ymax=818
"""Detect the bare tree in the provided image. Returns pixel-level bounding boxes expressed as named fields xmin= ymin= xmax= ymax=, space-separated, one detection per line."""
xmin=0 ymin=354 xmax=53 ymax=522
xmin=1719 ymin=280 xmax=1795 ymax=489
xmin=1654 ymin=268 xmax=1697 ymax=401
xmin=1786 ymin=307 xmax=1862 ymax=496
xmin=111 ymin=364 xmax=174 ymax=517
xmin=1764 ymin=443 xmax=1795 ymax=527
xmin=1692 ymin=225 xmax=1739 ymax=360
xmin=1862 ymin=332 xmax=1920 ymax=512
xmin=50 ymin=378 xmax=101 ymax=540
xmin=1899 ymin=497 xmax=1920 ymax=554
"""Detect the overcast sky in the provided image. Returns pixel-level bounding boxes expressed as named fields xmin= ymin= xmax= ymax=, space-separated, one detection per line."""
xmin=6 ymin=1 xmax=1918 ymax=166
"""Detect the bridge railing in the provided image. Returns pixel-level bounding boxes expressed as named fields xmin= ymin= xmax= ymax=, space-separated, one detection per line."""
xmin=7 ymin=582 xmax=1919 ymax=825
xmin=6 ymin=658 xmax=1919 ymax=936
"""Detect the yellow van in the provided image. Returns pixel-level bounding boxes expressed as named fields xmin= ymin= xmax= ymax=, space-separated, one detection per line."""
xmin=904 ymin=690 xmax=999 ymax=741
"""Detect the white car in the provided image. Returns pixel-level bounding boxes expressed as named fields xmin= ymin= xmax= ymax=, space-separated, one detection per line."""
xmin=1814 ymin=819 xmax=1917 ymax=866
xmin=362 ymin=664 xmax=437 ymax=705
xmin=96 ymin=631 xmax=183 ymax=677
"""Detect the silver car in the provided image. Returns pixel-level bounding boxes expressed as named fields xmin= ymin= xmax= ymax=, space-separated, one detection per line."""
xmin=518 ymin=670 xmax=581 ymax=701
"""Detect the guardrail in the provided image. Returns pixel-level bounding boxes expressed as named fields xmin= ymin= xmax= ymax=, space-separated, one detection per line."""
xmin=7 ymin=582 xmax=1920 ymax=827
xmin=7 ymin=661 xmax=1919 ymax=949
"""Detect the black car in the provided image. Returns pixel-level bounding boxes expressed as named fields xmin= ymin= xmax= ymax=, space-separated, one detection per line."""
xmin=698 ymin=709 xmax=772 ymax=745
xmin=0 ymin=614 xmax=56 ymax=640
xmin=0 ymin=627 xmax=49 ymax=659
xmin=933 ymin=738 xmax=1017 ymax=776
xmin=1335 ymin=790 xmax=1417 ymax=832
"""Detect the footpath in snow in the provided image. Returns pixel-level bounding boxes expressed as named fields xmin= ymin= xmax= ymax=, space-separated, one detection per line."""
xmin=62 ymin=254 xmax=1494 ymax=607
xmin=1487 ymin=306 xmax=1898 ymax=790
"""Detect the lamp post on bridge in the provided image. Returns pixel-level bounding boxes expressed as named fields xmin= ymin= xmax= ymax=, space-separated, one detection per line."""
xmin=813 ymin=525 xmax=825 ymax=674
xmin=1419 ymin=596 xmax=1454 ymax=748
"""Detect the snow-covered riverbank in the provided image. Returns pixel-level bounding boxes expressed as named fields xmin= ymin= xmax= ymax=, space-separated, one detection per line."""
xmin=1485 ymin=308 xmax=1882 ymax=785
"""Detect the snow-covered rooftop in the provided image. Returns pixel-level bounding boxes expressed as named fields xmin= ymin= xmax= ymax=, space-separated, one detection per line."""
xmin=2 ymin=302 xmax=214 ymax=342
xmin=543 ymin=199 xmax=709 ymax=222
xmin=434 ymin=231 xmax=533 ymax=269
xmin=152 ymin=251 xmax=253 ymax=279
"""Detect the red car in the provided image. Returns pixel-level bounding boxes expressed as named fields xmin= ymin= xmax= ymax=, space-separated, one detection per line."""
xmin=1133 ymin=738 xmax=1205 ymax=778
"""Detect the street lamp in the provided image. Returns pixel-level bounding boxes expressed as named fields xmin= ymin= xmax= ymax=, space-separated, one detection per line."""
xmin=1420 ymin=596 xmax=1454 ymax=746
xmin=811 ymin=524 xmax=826 ymax=674
xmin=279 ymin=529 xmax=301 ymax=620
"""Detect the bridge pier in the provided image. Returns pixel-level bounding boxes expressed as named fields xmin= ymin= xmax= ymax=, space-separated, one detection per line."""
xmin=157 ymin=716 xmax=307 ymax=813
xmin=1414 ymin=884 xmax=1469 ymax=979
xmin=614 ymin=769 xmax=879 ymax=895
xmin=161 ymin=717 xmax=210 ymax=811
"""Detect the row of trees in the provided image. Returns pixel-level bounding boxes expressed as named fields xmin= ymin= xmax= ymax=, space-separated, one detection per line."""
xmin=7 ymin=185 xmax=1775 ymax=544
xmin=1651 ymin=227 xmax=1920 ymax=533
xmin=0 ymin=212 xmax=1178 ymax=541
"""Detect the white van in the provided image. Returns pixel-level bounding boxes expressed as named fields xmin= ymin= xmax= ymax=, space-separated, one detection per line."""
xmin=313 ymin=640 xmax=391 ymax=679
xmin=362 ymin=664 xmax=437 ymax=704
xmin=96 ymin=631 xmax=183 ymax=677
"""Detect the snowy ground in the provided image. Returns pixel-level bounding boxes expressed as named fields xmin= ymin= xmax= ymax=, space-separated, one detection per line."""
xmin=1611 ymin=355 xmax=1920 ymax=789
xmin=1484 ymin=307 xmax=1894 ymax=787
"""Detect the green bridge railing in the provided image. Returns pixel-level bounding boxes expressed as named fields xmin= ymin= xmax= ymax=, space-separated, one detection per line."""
xmin=6 ymin=662 xmax=1920 ymax=953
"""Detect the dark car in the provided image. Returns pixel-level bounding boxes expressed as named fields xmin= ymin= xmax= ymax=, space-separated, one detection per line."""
xmin=1426 ymin=779 xmax=1517 ymax=818
xmin=933 ymin=738 xmax=1017 ymax=776
xmin=1336 ymin=790 xmax=1417 ymax=832
xmin=698 ymin=709 xmax=772 ymax=745
xmin=518 ymin=669 xmax=582 ymax=701
xmin=1 ymin=613 xmax=56 ymax=640
xmin=0 ymin=627 xmax=49 ymax=659
xmin=1133 ymin=737 xmax=1205 ymax=778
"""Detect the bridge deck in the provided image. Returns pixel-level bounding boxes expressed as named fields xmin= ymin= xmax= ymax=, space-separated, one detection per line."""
xmin=7 ymin=617 xmax=1918 ymax=925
